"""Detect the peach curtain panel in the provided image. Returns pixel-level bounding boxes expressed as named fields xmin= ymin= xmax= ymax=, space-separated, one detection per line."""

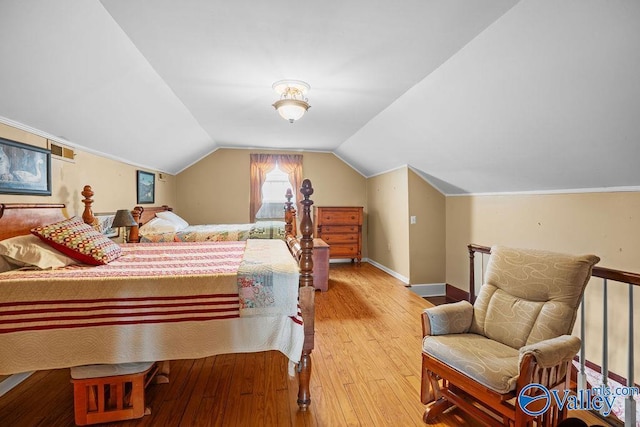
xmin=249 ymin=154 xmax=302 ymax=223
xmin=277 ymin=154 xmax=303 ymax=214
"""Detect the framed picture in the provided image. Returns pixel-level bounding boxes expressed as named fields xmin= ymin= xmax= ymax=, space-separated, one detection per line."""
xmin=94 ymin=212 xmax=119 ymax=238
xmin=0 ymin=137 xmax=51 ymax=196
xmin=137 ymin=170 xmax=155 ymax=204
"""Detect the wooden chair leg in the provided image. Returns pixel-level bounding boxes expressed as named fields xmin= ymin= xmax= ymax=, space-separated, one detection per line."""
xmin=423 ymin=371 xmax=454 ymax=422
xmin=421 ymin=356 xmax=434 ymax=404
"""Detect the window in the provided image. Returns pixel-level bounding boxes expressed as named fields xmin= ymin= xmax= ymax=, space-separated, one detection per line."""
xmin=256 ymin=163 xmax=295 ymax=220
xmin=249 ymin=154 xmax=302 ymax=222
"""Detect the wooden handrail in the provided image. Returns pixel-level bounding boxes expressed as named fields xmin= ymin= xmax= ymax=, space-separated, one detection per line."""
xmin=467 ymin=243 xmax=640 ymax=287
xmin=592 ymin=266 xmax=640 ymax=286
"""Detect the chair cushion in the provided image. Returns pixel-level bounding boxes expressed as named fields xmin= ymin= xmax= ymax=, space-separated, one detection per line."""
xmin=423 ymin=333 xmax=520 ymax=394
xmin=470 ymin=246 xmax=599 ymax=348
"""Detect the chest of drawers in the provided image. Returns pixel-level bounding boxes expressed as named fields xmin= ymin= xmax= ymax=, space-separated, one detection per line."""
xmin=314 ymin=206 xmax=363 ymax=263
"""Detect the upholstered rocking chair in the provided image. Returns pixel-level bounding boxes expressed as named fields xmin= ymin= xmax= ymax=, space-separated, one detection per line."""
xmin=421 ymin=245 xmax=599 ymax=426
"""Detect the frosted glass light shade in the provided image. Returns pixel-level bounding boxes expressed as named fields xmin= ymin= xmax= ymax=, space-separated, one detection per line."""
xmin=273 ymin=99 xmax=310 ymax=123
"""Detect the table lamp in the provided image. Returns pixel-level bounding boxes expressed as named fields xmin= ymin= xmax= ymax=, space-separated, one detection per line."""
xmin=112 ymin=209 xmax=137 ymax=243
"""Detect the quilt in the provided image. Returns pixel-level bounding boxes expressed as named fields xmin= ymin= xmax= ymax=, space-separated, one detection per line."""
xmin=0 ymin=240 xmax=302 ymax=375
xmin=139 ymin=221 xmax=286 ymax=243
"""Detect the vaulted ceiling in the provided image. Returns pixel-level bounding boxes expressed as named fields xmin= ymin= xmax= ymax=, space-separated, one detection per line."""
xmin=1 ymin=0 xmax=639 ymax=194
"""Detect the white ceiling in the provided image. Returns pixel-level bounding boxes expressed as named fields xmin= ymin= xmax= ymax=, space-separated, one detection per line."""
xmin=1 ymin=0 xmax=639 ymax=195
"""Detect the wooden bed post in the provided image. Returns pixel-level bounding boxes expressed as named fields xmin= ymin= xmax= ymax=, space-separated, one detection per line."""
xmin=297 ymin=179 xmax=314 ymax=410
xmin=129 ymin=207 xmax=143 ymax=243
xmin=284 ymin=188 xmax=297 ymax=237
xmin=81 ymin=185 xmax=96 ymax=226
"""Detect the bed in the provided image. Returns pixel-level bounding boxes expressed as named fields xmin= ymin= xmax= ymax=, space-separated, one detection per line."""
xmin=0 ymin=181 xmax=315 ymax=409
xmin=129 ymin=189 xmax=298 ymax=243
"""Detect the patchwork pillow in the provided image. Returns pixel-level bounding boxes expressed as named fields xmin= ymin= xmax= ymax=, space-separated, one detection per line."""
xmin=31 ymin=216 xmax=122 ymax=265
xmin=155 ymin=211 xmax=189 ymax=231
xmin=0 ymin=234 xmax=79 ymax=270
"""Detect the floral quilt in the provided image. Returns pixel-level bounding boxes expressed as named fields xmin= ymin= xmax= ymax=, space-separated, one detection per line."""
xmin=237 ymin=239 xmax=299 ymax=317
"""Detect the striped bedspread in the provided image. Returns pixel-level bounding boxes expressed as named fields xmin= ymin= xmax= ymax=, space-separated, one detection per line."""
xmin=0 ymin=240 xmax=303 ymax=375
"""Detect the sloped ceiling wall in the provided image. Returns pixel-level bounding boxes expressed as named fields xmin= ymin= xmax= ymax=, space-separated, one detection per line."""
xmin=337 ymin=0 xmax=640 ymax=194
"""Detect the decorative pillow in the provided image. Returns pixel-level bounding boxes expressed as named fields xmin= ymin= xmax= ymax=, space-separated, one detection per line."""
xmin=0 ymin=254 xmax=18 ymax=272
xmin=139 ymin=217 xmax=180 ymax=235
xmin=155 ymin=211 xmax=189 ymax=231
xmin=0 ymin=234 xmax=79 ymax=270
xmin=31 ymin=217 xmax=122 ymax=265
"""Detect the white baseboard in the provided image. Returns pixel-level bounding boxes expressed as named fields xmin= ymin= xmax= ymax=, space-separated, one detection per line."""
xmin=366 ymin=259 xmax=409 ymax=284
xmin=0 ymin=372 xmax=34 ymax=397
xmin=408 ymin=283 xmax=446 ymax=297
xmin=329 ymin=258 xmax=360 ymax=264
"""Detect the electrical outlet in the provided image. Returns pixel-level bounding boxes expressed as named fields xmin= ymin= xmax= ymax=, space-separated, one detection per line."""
xmin=410 ymin=216 xmax=417 ymax=224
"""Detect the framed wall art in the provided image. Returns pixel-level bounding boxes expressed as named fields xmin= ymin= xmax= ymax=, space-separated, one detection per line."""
xmin=0 ymin=137 xmax=51 ymax=196
xmin=136 ymin=170 xmax=155 ymax=204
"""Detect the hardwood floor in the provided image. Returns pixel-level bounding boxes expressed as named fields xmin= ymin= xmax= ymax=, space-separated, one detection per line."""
xmin=0 ymin=263 xmax=610 ymax=426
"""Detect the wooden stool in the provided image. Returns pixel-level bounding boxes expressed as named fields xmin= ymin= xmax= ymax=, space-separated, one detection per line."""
xmin=70 ymin=362 xmax=158 ymax=426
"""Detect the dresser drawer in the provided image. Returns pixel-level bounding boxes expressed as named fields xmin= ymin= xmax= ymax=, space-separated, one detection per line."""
xmin=317 ymin=209 xmax=362 ymax=225
xmin=328 ymin=244 xmax=359 ymax=257
xmin=318 ymin=233 xmax=359 ymax=245
xmin=319 ymin=225 xmax=359 ymax=234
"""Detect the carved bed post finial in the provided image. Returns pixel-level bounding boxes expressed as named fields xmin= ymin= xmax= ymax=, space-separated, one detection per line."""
xmin=128 ymin=207 xmax=143 ymax=243
xmin=284 ymin=187 xmax=298 ymax=237
xmin=284 ymin=188 xmax=294 ymax=236
xmin=81 ymin=185 xmax=96 ymax=225
xmin=297 ymin=178 xmax=314 ymax=410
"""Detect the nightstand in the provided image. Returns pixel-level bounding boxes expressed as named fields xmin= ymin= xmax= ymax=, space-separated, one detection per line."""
xmin=312 ymin=238 xmax=330 ymax=292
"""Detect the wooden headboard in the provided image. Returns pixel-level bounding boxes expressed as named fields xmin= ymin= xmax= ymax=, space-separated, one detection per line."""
xmin=128 ymin=205 xmax=172 ymax=243
xmin=0 ymin=204 xmax=67 ymax=241
xmin=0 ymin=185 xmax=98 ymax=241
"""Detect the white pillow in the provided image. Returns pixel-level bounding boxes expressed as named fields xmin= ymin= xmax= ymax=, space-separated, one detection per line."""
xmin=0 ymin=234 xmax=79 ymax=269
xmin=0 ymin=255 xmax=17 ymax=273
xmin=138 ymin=217 xmax=180 ymax=235
xmin=155 ymin=211 xmax=189 ymax=231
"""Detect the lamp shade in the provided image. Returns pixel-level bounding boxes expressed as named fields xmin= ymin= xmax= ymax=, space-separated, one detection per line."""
xmin=273 ymin=99 xmax=310 ymax=123
xmin=112 ymin=209 xmax=137 ymax=228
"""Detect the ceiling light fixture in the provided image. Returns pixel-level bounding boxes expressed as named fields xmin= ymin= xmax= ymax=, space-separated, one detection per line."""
xmin=272 ymin=80 xmax=311 ymax=123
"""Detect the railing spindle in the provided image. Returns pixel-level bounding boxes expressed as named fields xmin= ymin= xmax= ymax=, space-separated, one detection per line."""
xmin=625 ymin=284 xmax=636 ymax=427
xmin=578 ymin=294 xmax=587 ymax=396
xmin=602 ymin=279 xmax=609 ymax=389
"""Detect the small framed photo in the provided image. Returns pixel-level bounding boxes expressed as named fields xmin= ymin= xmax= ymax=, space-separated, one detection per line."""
xmin=94 ymin=213 xmax=119 ymax=238
xmin=0 ymin=137 xmax=51 ymax=196
xmin=136 ymin=170 xmax=155 ymax=204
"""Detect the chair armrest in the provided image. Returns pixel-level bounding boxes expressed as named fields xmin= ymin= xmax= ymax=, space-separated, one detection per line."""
xmin=519 ymin=335 xmax=581 ymax=368
xmin=422 ymin=300 xmax=473 ymax=336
